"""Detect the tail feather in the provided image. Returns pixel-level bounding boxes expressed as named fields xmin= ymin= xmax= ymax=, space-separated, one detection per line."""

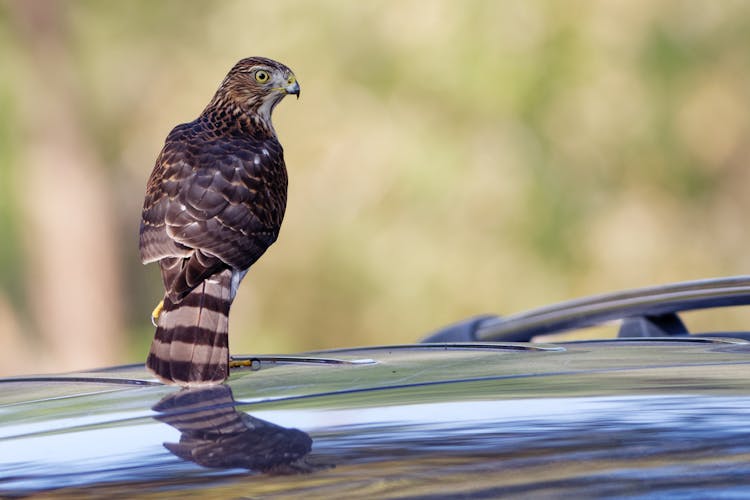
xmin=147 ymin=269 xmax=233 ymax=385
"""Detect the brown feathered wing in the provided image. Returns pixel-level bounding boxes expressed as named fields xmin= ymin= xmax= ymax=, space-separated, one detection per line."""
xmin=140 ymin=120 xmax=287 ymax=385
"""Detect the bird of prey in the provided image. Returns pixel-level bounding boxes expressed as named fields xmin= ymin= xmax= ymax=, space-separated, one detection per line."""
xmin=139 ymin=57 xmax=299 ymax=385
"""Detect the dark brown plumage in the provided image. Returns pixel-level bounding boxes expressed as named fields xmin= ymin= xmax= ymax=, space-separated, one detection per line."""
xmin=140 ymin=57 xmax=299 ymax=385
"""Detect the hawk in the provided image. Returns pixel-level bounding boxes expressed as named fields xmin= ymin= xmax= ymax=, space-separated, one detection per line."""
xmin=140 ymin=57 xmax=299 ymax=385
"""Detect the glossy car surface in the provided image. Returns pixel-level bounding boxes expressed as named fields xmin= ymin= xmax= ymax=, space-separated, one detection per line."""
xmin=3 ymin=276 xmax=750 ymax=498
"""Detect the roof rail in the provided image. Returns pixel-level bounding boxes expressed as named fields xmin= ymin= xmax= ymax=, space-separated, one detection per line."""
xmin=421 ymin=276 xmax=750 ymax=343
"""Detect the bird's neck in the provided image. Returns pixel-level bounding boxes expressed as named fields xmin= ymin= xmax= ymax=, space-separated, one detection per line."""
xmin=201 ymin=99 xmax=277 ymax=139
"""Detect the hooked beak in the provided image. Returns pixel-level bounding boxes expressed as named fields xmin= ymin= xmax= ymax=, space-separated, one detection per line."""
xmin=285 ymin=76 xmax=300 ymax=99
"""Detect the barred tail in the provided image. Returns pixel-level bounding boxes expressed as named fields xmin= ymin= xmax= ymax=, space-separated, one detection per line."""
xmin=147 ymin=269 xmax=233 ymax=385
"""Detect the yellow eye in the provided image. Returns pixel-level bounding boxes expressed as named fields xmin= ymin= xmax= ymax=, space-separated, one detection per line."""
xmin=254 ymin=70 xmax=270 ymax=83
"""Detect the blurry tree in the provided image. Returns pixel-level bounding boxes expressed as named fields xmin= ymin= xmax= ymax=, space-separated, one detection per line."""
xmin=3 ymin=0 xmax=124 ymax=372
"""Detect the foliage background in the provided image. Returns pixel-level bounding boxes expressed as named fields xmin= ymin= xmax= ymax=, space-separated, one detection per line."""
xmin=1 ymin=0 xmax=750 ymax=375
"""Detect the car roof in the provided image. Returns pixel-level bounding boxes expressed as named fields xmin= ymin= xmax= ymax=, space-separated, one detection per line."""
xmin=3 ymin=338 xmax=750 ymax=497
xmin=3 ymin=276 xmax=750 ymax=497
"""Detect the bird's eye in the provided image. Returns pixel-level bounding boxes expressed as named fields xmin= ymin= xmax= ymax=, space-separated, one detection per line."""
xmin=255 ymin=70 xmax=270 ymax=83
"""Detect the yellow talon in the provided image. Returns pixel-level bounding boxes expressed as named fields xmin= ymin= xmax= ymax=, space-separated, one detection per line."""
xmin=151 ymin=300 xmax=164 ymax=327
xmin=229 ymin=358 xmax=262 ymax=371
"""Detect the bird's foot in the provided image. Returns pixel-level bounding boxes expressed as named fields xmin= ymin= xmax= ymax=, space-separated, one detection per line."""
xmin=151 ymin=300 xmax=164 ymax=327
xmin=229 ymin=357 xmax=262 ymax=371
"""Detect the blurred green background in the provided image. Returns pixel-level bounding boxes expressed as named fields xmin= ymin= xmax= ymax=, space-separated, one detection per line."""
xmin=1 ymin=0 xmax=750 ymax=376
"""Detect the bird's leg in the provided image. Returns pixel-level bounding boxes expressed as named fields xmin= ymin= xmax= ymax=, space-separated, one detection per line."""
xmin=229 ymin=358 xmax=248 ymax=369
xmin=229 ymin=357 xmax=262 ymax=371
xmin=151 ymin=299 xmax=164 ymax=327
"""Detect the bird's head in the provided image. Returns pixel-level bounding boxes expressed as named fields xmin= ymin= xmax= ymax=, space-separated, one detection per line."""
xmin=208 ymin=56 xmax=300 ymax=125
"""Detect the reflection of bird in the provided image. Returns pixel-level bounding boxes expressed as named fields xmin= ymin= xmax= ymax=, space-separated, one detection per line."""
xmin=140 ymin=57 xmax=300 ymax=385
xmin=153 ymin=386 xmax=325 ymax=474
